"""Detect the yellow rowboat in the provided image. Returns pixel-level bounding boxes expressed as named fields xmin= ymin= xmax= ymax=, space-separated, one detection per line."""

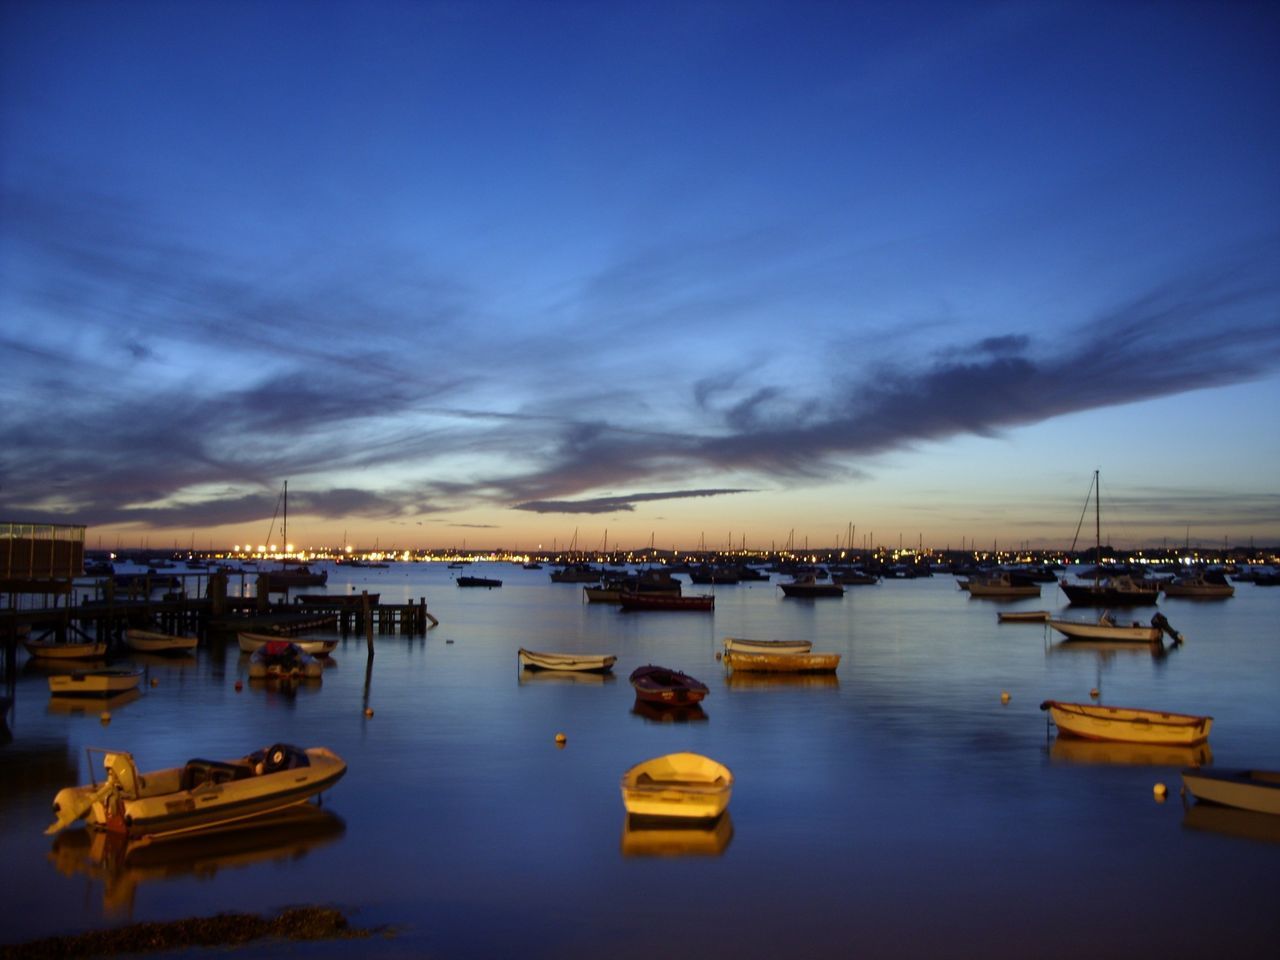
xmin=23 ymin=638 xmax=107 ymax=659
xmin=1040 ymin=700 xmax=1212 ymax=745
xmin=620 ymin=752 xmax=732 ymax=821
xmin=722 ymin=650 xmax=840 ymax=673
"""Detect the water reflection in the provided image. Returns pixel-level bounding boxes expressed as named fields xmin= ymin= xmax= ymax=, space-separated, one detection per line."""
xmin=1049 ymin=737 xmax=1213 ymax=767
xmin=0 ymin=740 xmax=77 ymax=810
xmin=1181 ymin=803 xmax=1280 ymax=845
xmin=620 ymin=812 xmax=733 ymax=857
xmin=48 ymin=806 xmax=347 ymax=916
xmin=630 ymin=701 xmax=708 ymax=723
xmin=724 ymin=672 xmax=839 ymax=691
xmin=48 ymin=689 xmax=142 ymax=715
xmin=517 ymin=669 xmax=617 ymax=686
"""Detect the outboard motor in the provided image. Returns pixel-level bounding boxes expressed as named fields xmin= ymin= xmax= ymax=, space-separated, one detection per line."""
xmin=1151 ymin=612 xmax=1184 ymax=645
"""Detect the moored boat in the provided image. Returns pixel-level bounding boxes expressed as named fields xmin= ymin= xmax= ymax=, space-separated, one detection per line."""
xmin=722 ymin=650 xmax=840 ymax=673
xmin=997 ymin=610 xmax=1050 ymax=622
xmin=722 ymin=637 xmax=813 ymax=655
xmin=620 ymin=752 xmax=733 ymax=821
xmin=46 ymin=744 xmax=346 ymax=840
xmin=248 ymin=641 xmax=323 ymax=679
xmin=23 ymin=638 xmax=108 ymax=660
xmin=1040 ymin=700 xmax=1212 ymax=745
xmin=295 ymin=593 xmax=380 ymax=607
xmin=47 ymin=668 xmax=144 ymax=697
xmin=125 ymin=628 xmax=198 ymax=654
xmin=457 ymin=576 xmax=502 ymax=588
xmin=1046 ymin=611 xmax=1180 ymax=643
xmin=961 ymin=571 xmax=1041 ymax=598
xmin=1161 ymin=570 xmax=1234 ymax=599
xmin=517 ymin=648 xmax=617 ymax=673
xmin=1180 ymin=768 xmax=1280 ymax=815
xmin=778 ymin=576 xmax=844 ymax=598
xmin=237 ymin=632 xmax=338 ymax=656
xmin=630 ymin=665 xmax=710 ymax=705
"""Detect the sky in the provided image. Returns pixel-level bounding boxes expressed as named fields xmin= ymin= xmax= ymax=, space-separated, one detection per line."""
xmin=2 ymin=0 xmax=1278 ymax=554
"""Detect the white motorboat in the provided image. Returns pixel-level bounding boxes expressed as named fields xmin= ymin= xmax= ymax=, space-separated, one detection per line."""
xmin=1046 ymin=611 xmax=1180 ymax=643
xmin=125 ymin=628 xmax=198 ymax=654
xmin=517 ymin=648 xmax=617 ymax=673
xmin=237 ymin=632 xmax=338 ymax=656
xmin=47 ymin=744 xmax=346 ymax=841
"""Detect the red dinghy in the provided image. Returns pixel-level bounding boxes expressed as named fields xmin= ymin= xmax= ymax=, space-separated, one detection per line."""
xmin=629 ymin=665 xmax=710 ymax=705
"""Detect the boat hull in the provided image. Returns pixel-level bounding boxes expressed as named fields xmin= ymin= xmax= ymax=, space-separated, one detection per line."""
xmin=630 ymin=665 xmax=709 ymax=705
xmin=1041 ymin=700 xmax=1213 ymax=745
xmin=1046 ymin=618 xmax=1161 ymax=642
xmin=518 ymin=648 xmax=617 ymax=673
xmin=23 ymin=640 xmax=108 ymax=659
xmin=237 ymin=632 xmax=338 ymax=656
xmin=723 ymin=651 xmax=840 ymax=673
xmin=125 ymin=629 xmax=198 ymax=654
xmin=779 ymin=583 xmax=844 ymax=598
xmin=1059 ymin=580 xmax=1159 ymax=606
xmin=47 ymin=669 xmax=143 ymax=696
xmin=1180 ymin=769 xmax=1280 ymax=816
xmin=618 ymin=594 xmax=714 ymax=612
xmin=620 ymin=752 xmax=733 ymax=821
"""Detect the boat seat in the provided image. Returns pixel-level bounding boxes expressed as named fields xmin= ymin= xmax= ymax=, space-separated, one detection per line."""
xmin=180 ymin=759 xmax=254 ymax=791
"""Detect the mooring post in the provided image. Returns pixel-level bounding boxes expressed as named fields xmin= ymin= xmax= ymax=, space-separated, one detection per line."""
xmin=363 ymin=590 xmax=373 ymax=655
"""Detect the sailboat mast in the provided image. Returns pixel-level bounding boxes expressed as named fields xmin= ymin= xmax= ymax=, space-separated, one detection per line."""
xmin=1093 ymin=470 xmax=1100 ymax=586
xmin=283 ymin=480 xmax=288 ymax=554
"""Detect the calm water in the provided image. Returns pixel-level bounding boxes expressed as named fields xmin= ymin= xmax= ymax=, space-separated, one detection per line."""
xmin=2 ymin=563 xmax=1278 ymax=957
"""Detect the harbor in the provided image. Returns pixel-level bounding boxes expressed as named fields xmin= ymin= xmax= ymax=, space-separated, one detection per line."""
xmin=2 ymin=557 xmax=1278 ymax=957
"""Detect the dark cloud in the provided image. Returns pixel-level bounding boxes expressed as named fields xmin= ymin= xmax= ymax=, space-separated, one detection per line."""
xmin=515 ymin=488 xmax=754 ymax=515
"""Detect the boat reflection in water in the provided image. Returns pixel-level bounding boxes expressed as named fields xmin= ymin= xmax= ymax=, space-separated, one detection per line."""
xmin=517 ymin=668 xmax=616 ymax=687
xmin=1049 ymin=737 xmax=1213 ymax=767
xmin=47 ymin=806 xmax=346 ymax=916
xmin=1181 ymin=803 xmax=1280 ymax=845
xmin=630 ymin=701 xmax=707 ymax=724
xmin=724 ymin=672 xmax=839 ymax=691
xmin=47 ymin=689 xmax=142 ymax=715
xmin=620 ymin=812 xmax=734 ymax=857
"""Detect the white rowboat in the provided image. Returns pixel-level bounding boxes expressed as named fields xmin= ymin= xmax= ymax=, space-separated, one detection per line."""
xmin=722 ymin=637 xmax=813 ymax=655
xmin=517 ymin=648 xmax=617 ymax=673
xmin=1180 ymin=768 xmax=1280 ymax=816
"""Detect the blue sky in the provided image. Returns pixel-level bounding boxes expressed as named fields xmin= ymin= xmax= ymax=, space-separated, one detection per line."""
xmin=2 ymin=0 xmax=1278 ymax=553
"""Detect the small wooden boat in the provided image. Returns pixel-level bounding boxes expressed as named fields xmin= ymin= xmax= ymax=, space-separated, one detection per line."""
xmin=125 ymin=628 xmax=198 ymax=654
xmin=518 ymin=648 xmax=617 ymax=673
xmin=997 ymin=610 xmax=1050 ymax=622
xmin=23 ymin=638 xmax=108 ymax=660
xmin=1046 ymin=611 xmax=1177 ymax=643
xmin=237 ymin=632 xmax=338 ymax=656
xmin=249 ymin=641 xmax=323 ymax=679
xmin=1040 ymin=700 xmax=1212 ymax=745
xmin=778 ymin=576 xmax=844 ymax=598
xmin=619 ymin=593 xmax=714 ymax=612
xmin=1180 ymin=768 xmax=1280 ymax=815
xmin=457 ymin=576 xmax=502 ymax=588
xmin=722 ymin=650 xmax=840 ymax=673
xmin=630 ymin=665 xmax=710 ymax=705
xmin=620 ymin=752 xmax=733 ymax=821
xmin=722 ymin=637 xmax=813 ymax=655
xmin=47 ymin=744 xmax=346 ymax=840
xmin=47 ymin=668 xmax=143 ymax=697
